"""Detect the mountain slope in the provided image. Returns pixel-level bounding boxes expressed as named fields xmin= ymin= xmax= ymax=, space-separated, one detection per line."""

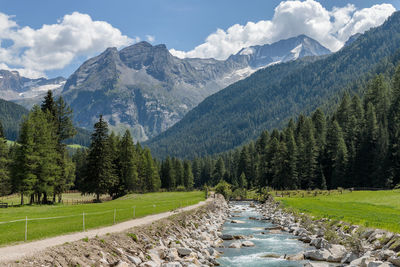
xmin=146 ymin=11 xmax=400 ymax=159
xmin=0 ymin=98 xmax=28 ymax=140
xmin=0 ymin=70 xmax=66 ymax=107
xmin=60 ymin=35 xmax=330 ymax=141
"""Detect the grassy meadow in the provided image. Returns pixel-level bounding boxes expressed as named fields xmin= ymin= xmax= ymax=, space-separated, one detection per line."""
xmin=0 ymin=191 xmax=204 ymax=246
xmin=277 ymin=190 xmax=400 ymax=233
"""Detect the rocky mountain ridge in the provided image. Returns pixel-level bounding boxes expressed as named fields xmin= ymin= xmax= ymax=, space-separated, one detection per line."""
xmin=0 ymin=35 xmax=330 ymax=141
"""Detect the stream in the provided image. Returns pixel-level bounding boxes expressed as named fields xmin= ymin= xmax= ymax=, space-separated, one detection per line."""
xmin=217 ymin=201 xmax=311 ymax=267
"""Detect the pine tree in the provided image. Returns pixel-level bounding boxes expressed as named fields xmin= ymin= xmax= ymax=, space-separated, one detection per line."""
xmin=183 ymin=160 xmax=194 ymax=190
xmin=173 ymin=158 xmax=184 ymax=187
xmin=237 ymin=146 xmax=251 ymax=187
xmin=161 ymin=156 xmax=175 ymax=190
xmin=0 ymin=120 xmax=4 ymax=139
xmin=212 ymin=157 xmax=225 ymax=184
xmin=118 ymin=130 xmax=138 ymax=194
xmin=238 ymin=172 xmax=247 ymax=188
xmin=0 ymin=134 xmax=10 ymax=196
xmin=82 ymin=115 xmax=117 ymax=201
xmin=388 ymin=65 xmax=400 ymax=186
xmin=143 ymin=148 xmax=160 ymax=192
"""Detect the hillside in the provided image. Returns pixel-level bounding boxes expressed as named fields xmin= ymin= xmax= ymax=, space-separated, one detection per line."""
xmin=147 ymin=11 xmax=400 ymax=158
xmin=0 ymin=99 xmax=28 ymax=140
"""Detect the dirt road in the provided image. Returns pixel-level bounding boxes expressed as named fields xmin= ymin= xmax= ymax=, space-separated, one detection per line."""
xmin=0 ymin=198 xmax=211 ymax=263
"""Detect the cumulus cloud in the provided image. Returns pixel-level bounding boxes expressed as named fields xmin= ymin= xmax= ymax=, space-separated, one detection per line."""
xmin=0 ymin=12 xmax=134 ymax=78
xmin=171 ymin=0 xmax=395 ymax=60
xmin=146 ymin=35 xmax=155 ymax=43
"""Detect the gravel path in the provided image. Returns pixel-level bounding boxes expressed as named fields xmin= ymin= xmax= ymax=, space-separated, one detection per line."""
xmin=0 ymin=198 xmax=211 ymax=263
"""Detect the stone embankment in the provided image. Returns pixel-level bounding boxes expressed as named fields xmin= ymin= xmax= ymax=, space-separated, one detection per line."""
xmin=261 ymin=198 xmax=400 ymax=267
xmin=8 ymin=196 xmax=228 ymax=267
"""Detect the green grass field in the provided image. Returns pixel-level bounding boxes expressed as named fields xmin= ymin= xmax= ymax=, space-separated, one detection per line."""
xmin=0 ymin=191 xmax=204 ymax=246
xmin=278 ymin=190 xmax=400 ymax=233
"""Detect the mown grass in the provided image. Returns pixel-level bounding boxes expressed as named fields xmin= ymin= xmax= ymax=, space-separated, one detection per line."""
xmin=0 ymin=191 xmax=204 ymax=246
xmin=278 ymin=190 xmax=400 ymax=233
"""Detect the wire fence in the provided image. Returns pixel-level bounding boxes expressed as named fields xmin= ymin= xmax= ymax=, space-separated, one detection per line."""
xmin=0 ymin=198 xmax=198 ymax=244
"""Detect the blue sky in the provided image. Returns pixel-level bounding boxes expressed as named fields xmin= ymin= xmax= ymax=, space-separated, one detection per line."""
xmin=0 ymin=0 xmax=398 ymax=78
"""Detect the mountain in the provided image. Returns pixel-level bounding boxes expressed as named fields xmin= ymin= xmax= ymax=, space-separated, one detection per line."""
xmin=60 ymin=35 xmax=330 ymax=141
xmin=146 ymin=11 xmax=400 ymax=159
xmin=0 ymin=69 xmax=66 ymax=107
xmin=228 ymin=34 xmax=330 ymax=68
xmin=0 ymin=98 xmax=28 ymax=140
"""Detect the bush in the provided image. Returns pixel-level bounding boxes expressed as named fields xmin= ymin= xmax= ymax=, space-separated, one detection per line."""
xmin=231 ymin=188 xmax=247 ymax=200
xmin=176 ymin=185 xmax=186 ymax=192
xmin=215 ymin=180 xmax=232 ymax=200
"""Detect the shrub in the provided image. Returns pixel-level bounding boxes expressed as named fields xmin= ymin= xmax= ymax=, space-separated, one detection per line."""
xmin=215 ymin=180 xmax=232 ymax=200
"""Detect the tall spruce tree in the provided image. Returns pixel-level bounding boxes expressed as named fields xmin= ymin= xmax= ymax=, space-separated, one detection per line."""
xmin=83 ymin=115 xmax=117 ymax=201
xmin=183 ymin=160 xmax=194 ymax=190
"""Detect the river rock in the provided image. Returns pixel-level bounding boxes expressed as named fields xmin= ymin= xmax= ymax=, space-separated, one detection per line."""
xmin=161 ymin=262 xmax=182 ymax=267
xmin=304 ymin=249 xmax=332 ymax=261
xmin=262 ymin=253 xmax=281 ymax=258
xmin=349 ymin=255 xmax=376 ymax=266
xmin=327 ymin=244 xmax=347 ymax=262
xmin=304 ymin=261 xmax=330 ymax=267
xmin=140 ymin=261 xmax=159 ymax=267
xmin=177 ymin=247 xmax=192 ymax=257
xmin=389 ymin=255 xmax=400 ymax=266
xmin=342 ymin=252 xmax=360 ymax=263
xmin=367 ymin=261 xmax=395 ymax=267
xmin=310 ymin=237 xmax=330 ymax=249
xmin=233 ymin=235 xmax=245 ymax=239
xmin=231 ymin=220 xmax=245 ymax=224
xmin=229 ymin=242 xmax=241 ymax=248
xmin=286 ymin=252 xmax=305 ymax=261
xmin=221 ymin=234 xmax=234 ymax=240
xmin=127 ymin=255 xmax=142 ymax=265
xmin=114 ymin=261 xmax=130 ymax=267
xmin=241 ymin=241 xmax=255 ymax=247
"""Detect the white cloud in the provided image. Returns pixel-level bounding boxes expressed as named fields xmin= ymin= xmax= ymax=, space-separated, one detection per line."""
xmin=146 ymin=35 xmax=155 ymax=43
xmin=0 ymin=12 xmax=134 ymax=78
xmin=171 ymin=0 xmax=396 ymax=60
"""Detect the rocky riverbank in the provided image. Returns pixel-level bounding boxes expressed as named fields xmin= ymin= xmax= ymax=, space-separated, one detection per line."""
xmin=8 ymin=196 xmax=228 ymax=267
xmin=260 ymin=198 xmax=400 ymax=266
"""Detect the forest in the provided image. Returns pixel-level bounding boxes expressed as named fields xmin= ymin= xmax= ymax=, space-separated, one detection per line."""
xmin=187 ymin=64 xmax=400 ymax=193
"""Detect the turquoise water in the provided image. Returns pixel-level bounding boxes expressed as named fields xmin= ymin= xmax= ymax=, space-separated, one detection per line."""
xmin=217 ymin=202 xmax=310 ymax=267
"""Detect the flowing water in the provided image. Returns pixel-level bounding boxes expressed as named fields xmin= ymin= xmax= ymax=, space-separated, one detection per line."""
xmin=217 ymin=201 xmax=311 ymax=267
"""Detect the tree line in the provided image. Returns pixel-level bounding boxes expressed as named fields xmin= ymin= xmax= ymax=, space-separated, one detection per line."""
xmin=0 ymin=91 xmax=196 ymax=205
xmin=189 ymin=65 xmax=400 ymax=192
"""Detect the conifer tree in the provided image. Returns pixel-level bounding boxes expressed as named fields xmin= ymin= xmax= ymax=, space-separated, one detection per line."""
xmin=388 ymin=65 xmax=400 ymax=186
xmin=213 ymin=157 xmax=225 ymax=184
xmin=0 ymin=132 xmax=10 ymax=196
xmin=183 ymin=160 xmax=194 ymax=190
xmin=143 ymin=148 xmax=160 ymax=192
xmin=83 ymin=115 xmax=117 ymax=201
xmin=118 ymin=130 xmax=138 ymax=194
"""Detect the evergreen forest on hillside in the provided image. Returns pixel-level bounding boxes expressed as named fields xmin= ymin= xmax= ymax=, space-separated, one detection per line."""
xmin=147 ymin=11 xmax=400 ymax=158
